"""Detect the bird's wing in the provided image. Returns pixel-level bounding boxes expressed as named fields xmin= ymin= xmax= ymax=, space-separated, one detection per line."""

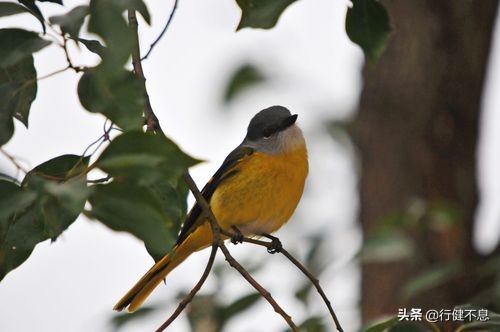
xmin=175 ymin=145 xmax=254 ymax=245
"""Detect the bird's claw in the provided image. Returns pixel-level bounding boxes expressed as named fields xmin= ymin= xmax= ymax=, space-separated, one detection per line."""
xmin=230 ymin=226 xmax=244 ymax=244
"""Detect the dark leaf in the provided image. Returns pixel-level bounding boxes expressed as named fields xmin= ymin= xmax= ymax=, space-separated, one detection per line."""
xmin=218 ymin=293 xmax=261 ymax=328
xmin=224 ymin=64 xmax=265 ymax=103
xmin=0 ymin=156 xmax=89 ymax=280
xmin=23 ymin=155 xmax=90 ymax=239
xmin=88 ymin=182 xmax=176 ymax=257
xmin=298 ymin=316 xmax=327 ymax=332
xmin=122 ymin=0 xmax=150 ymax=25
xmin=88 ymin=0 xmax=150 ymax=68
xmin=0 ymin=28 xmax=51 ymax=68
xmin=77 ymin=67 xmax=145 ymax=131
xmin=0 ymin=180 xmax=37 ymax=237
xmin=363 ymin=316 xmax=398 ymax=332
xmin=389 ymin=321 xmax=433 ymax=332
xmin=361 ymin=230 xmax=415 ymax=262
xmin=401 ymin=261 xmax=463 ymax=300
xmin=77 ymin=38 xmax=105 ymax=57
xmin=0 ymin=55 xmax=37 ymax=145
xmin=94 ymin=131 xmax=200 ymax=185
xmin=0 ymin=200 xmax=46 ymax=280
xmin=17 ymin=0 xmax=45 ymax=33
xmin=23 ymin=154 xmax=90 ymax=182
xmin=111 ymin=306 xmax=157 ymax=329
xmin=236 ymin=0 xmax=296 ymax=30
xmin=346 ymin=0 xmax=392 ymax=63
xmin=49 ymin=5 xmax=89 ymax=40
xmin=0 ymin=2 xmax=31 ymax=17
xmin=38 ymin=0 xmax=63 ymax=5
xmin=295 ymin=282 xmax=312 ymax=305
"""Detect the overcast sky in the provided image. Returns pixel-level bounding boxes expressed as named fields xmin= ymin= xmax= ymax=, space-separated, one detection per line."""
xmin=0 ymin=1 xmax=499 ymax=331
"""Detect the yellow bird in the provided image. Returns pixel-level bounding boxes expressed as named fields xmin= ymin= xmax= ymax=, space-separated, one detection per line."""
xmin=114 ymin=105 xmax=308 ymax=312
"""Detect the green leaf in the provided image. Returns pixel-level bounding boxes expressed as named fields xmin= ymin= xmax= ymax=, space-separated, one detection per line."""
xmin=124 ymin=0 xmax=151 ymax=25
xmin=236 ymin=0 xmax=296 ymax=30
xmin=77 ymin=67 xmax=145 ymax=131
xmin=219 ymin=293 xmax=261 ymax=327
xmin=49 ymin=5 xmax=89 ymax=40
xmin=23 ymin=154 xmax=90 ymax=239
xmin=0 ymin=180 xmax=37 ymax=237
xmin=389 ymin=322 xmax=433 ymax=332
xmin=17 ymin=0 xmax=46 ymax=33
xmin=224 ymin=64 xmax=265 ymax=103
xmin=95 ymin=131 xmax=200 ymax=185
xmin=346 ymin=0 xmax=392 ymax=63
xmin=77 ymin=38 xmax=105 ymax=57
xmin=88 ymin=0 xmax=150 ymax=68
xmin=111 ymin=306 xmax=157 ymax=329
xmin=88 ymin=182 xmax=176 ymax=257
xmin=361 ymin=230 xmax=415 ymax=262
xmin=298 ymin=316 xmax=327 ymax=332
xmin=0 ymin=200 xmax=46 ymax=280
xmin=0 ymin=29 xmax=51 ymax=68
xmin=0 ymin=155 xmax=89 ymax=280
xmin=401 ymin=261 xmax=463 ymax=300
xmin=0 ymin=2 xmax=31 ymax=17
xmin=363 ymin=316 xmax=398 ymax=332
xmin=0 ymin=55 xmax=37 ymax=145
xmin=23 ymin=154 xmax=90 ymax=182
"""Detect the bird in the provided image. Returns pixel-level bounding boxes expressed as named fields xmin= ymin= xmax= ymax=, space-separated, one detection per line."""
xmin=114 ymin=105 xmax=308 ymax=313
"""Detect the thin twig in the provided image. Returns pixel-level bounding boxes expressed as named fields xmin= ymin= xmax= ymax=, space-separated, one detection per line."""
xmin=128 ymin=9 xmax=164 ymax=134
xmin=0 ymin=148 xmax=29 ymax=175
xmin=218 ymin=242 xmax=299 ymax=331
xmin=141 ymin=0 xmax=179 ymax=61
xmin=155 ymin=242 xmax=218 ymax=332
xmin=62 ymin=36 xmax=84 ymax=73
xmin=37 ymin=66 xmax=71 ymax=81
xmin=224 ymin=234 xmax=345 ymax=332
xmin=180 ymin=173 xmax=299 ymax=332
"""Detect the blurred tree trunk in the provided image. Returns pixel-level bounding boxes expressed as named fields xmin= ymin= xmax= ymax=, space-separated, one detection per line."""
xmin=352 ymin=1 xmax=499 ymax=322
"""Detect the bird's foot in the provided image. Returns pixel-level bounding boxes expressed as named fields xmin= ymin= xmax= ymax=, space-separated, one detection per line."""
xmin=230 ymin=226 xmax=244 ymax=244
xmin=262 ymin=233 xmax=282 ymax=254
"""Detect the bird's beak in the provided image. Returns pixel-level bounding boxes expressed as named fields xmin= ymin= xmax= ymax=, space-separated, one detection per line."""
xmin=281 ymin=114 xmax=298 ymax=129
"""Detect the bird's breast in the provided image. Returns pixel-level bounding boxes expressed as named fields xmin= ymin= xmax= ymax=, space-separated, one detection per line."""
xmin=210 ymin=145 xmax=308 ymax=235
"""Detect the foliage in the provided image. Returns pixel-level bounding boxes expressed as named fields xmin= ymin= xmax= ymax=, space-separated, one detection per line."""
xmin=0 ymin=0 xmax=395 ymax=330
xmin=0 ymin=0 xmax=391 ymax=282
xmin=346 ymin=0 xmax=392 ymax=63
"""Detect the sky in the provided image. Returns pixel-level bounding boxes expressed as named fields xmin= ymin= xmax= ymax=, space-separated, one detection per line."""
xmin=0 ymin=1 xmax=499 ymax=331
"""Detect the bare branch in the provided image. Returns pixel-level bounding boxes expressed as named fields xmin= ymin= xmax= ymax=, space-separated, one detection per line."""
xmin=155 ymin=242 xmax=218 ymax=332
xmin=224 ymin=234 xmax=345 ymax=332
xmin=179 ymin=172 xmax=299 ymax=332
xmin=0 ymin=148 xmax=29 ymax=175
xmin=141 ymin=0 xmax=179 ymax=61
xmin=127 ymin=9 xmax=164 ymax=134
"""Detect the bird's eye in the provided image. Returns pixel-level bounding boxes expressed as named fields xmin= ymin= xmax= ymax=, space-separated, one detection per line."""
xmin=263 ymin=130 xmax=272 ymax=139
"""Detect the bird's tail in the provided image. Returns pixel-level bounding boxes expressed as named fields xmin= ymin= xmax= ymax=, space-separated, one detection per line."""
xmin=113 ymin=223 xmax=214 ymax=312
xmin=113 ymin=246 xmax=185 ymax=312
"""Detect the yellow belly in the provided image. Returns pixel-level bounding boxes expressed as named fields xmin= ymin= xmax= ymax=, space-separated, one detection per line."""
xmin=210 ymin=147 xmax=308 ymax=235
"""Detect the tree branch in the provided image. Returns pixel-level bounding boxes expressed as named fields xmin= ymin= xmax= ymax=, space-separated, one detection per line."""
xmin=176 ymin=172 xmax=299 ymax=332
xmin=127 ymin=9 xmax=164 ymax=134
xmin=221 ymin=231 xmax=344 ymax=332
xmin=142 ymin=0 xmax=179 ymax=61
xmin=0 ymin=148 xmax=29 ymax=175
xmin=155 ymin=242 xmax=218 ymax=332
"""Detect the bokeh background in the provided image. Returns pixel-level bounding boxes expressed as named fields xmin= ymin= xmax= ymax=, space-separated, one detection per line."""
xmin=1 ymin=0 xmax=499 ymax=331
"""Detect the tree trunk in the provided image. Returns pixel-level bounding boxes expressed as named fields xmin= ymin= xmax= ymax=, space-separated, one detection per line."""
xmin=352 ymin=0 xmax=499 ymax=322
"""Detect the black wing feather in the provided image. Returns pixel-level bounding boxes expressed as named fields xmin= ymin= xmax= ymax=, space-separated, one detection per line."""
xmin=175 ymin=145 xmax=254 ymax=245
